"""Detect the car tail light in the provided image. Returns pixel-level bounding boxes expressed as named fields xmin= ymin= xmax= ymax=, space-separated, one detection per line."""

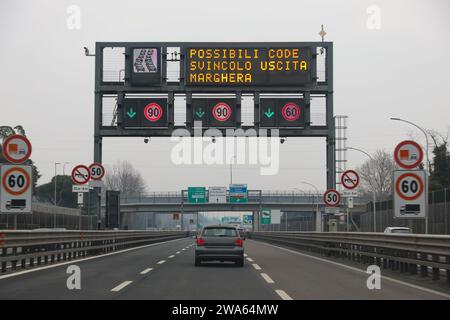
xmin=235 ymin=238 xmax=243 ymax=247
xmin=196 ymin=237 xmax=205 ymax=246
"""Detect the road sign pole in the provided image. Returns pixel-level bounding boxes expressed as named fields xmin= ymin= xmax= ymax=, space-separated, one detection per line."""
xmin=346 ymin=198 xmax=349 ymax=232
xmin=181 ymin=190 xmax=184 ymax=231
xmin=373 ymin=191 xmax=377 ymax=232
xmin=425 ymin=174 xmax=429 ymax=234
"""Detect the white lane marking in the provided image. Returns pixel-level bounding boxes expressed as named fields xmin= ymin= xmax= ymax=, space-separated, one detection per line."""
xmin=254 ymin=240 xmax=450 ymax=299
xmin=246 ymin=257 xmax=254 ymax=262
xmin=157 ymin=260 xmax=166 ymax=265
xmin=252 ymin=264 xmax=262 ymax=270
xmin=182 ymin=248 xmax=186 ymax=251
xmin=168 ymin=255 xmax=175 ymax=259
xmin=276 ymin=289 xmax=293 ymax=300
xmin=0 ymin=238 xmax=188 ymax=280
xmin=261 ymin=273 xmax=275 ymax=284
xmin=176 ymin=251 xmax=181 ymax=254
xmin=140 ymin=268 xmax=153 ymax=275
xmin=111 ymin=281 xmax=133 ymax=292
xmin=244 ymin=254 xmax=248 ymax=257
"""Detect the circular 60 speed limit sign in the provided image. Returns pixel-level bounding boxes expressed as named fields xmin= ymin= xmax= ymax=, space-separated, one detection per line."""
xmin=395 ymin=172 xmax=424 ymax=201
xmin=2 ymin=167 xmax=31 ymax=196
xmin=323 ymin=189 xmax=341 ymax=207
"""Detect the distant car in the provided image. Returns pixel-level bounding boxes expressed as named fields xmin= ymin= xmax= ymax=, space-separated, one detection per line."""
xmin=237 ymin=228 xmax=247 ymax=240
xmin=384 ymin=227 xmax=412 ymax=234
xmin=195 ymin=225 xmax=244 ymax=267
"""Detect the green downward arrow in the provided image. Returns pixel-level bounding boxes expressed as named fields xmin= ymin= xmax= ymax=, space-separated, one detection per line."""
xmin=127 ymin=108 xmax=137 ymax=118
xmin=264 ymin=108 xmax=274 ymax=118
xmin=195 ymin=108 xmax=205 ymax=118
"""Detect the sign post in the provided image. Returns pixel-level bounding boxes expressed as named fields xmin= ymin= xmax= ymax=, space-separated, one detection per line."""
xmin=341 ymin=169 xmax=359 ymax=232
xmin=229 ymin=184 xmax=248 ymax=203
xmin=208 ymin=187 xmax=227 ymax=203
xmin=394 ymin=170 xmax=426 ymax=219
xmin=71 ymin=165 xmax=90 ymax=185
xmin=394 ymin=140 xmax=427 ymax=232
xmin=1 ymin=135 xmax=32 ymax=164
xmin=260 ymin=208 xmax=271 ymax=225
xmin=188 ymin=187 xmax=206 ymax=203
xmin=323 ymin=189 xmax=340 ymax=207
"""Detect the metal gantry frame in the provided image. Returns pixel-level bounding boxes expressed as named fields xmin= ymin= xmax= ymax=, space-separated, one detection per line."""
xmin=93 ymin=42 xmax=335 ymax=229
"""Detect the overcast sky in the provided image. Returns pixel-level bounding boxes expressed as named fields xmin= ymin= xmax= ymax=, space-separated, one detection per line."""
xmin=1 ymin=0 xmax=449 ymax=193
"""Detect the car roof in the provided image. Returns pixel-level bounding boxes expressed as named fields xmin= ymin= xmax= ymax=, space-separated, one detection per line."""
xmin=202 ymin=224 xmax=237 ymax=229
xmin=386 ymin=227 xmax=411 ymax=229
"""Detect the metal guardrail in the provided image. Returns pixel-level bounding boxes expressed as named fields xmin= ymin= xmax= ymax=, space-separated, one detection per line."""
xmin=0 ymin=230 xmax=190 ymax=274
xmin=249 ymin=232 xmax=450 ymax=284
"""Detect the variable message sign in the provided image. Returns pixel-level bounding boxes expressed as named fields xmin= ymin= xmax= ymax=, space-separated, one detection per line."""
xmin=186 ymin=47 xmax=315 ymax=86
xmin=192 ymin=98 xmax=238 ymax=127
xmin=123 ymin=98 xmax=168 ymax=128
xmin=260 ymin=98 xmax=305 ymax=127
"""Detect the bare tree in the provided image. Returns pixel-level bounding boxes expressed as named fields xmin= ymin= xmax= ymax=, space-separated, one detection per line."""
xmin=104 ymin=161 xmax=147 ymax=198
xmin=357 ymin=150 xmax=397 ymax=200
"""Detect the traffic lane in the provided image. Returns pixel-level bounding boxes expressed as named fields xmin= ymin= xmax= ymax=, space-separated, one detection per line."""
xmin=0 ymin=237 xmax=194 ymax=300
xmin=244 ymin=240 xmax=448 ymax=300
xmin=116 ymin=244 xmax=280 ymax=300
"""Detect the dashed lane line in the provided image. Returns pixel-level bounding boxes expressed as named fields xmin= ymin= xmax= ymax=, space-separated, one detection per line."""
xmin=0 ymin=238 xmax=188 ymax=280
xmin=246 ymin=257 xmax=254 ymax=262
xmin=256 ymin=241 xmax=450 ymax=300
xmin=261 ymin=273 xmax=275 ymax=284
xmin=111 ymin=281 xmax=133 ymax=292
xmin=140 ymin=268 xmax=153 ymax=275
xmin=275 ymin=289 xmax=293 ymax=300
xmin=252 ymin=264 xmax=262 ymax=270
xmin=157 ymin=260 xmax=166 ymax=265
xmin=168 ymin=255 xmax=175 ymax=259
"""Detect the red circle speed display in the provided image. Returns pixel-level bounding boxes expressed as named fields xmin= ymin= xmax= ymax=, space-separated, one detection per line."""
xmin=281 ymin=103 xmax=301 ymax=122
xmin=2 ymin=167 xmax=31 ymax=196
xmin=144 ymin=103 xmax=164 ymax=122
xmin=395 ymin=172 xmax=424 ymax=201
xmin=89 ymin=163 xmax=105 ymax=181
xmin=212 ymin=102 xmax=232 ymax=122
xmin=323 ymin=189 xmax=340 ymax=207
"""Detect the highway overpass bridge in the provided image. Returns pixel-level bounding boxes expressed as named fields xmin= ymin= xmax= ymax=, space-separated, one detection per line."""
xmin=105 ymin=190 xmax=368 ymax=230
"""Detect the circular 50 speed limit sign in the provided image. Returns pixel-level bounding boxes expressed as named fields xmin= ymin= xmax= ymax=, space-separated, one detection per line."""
xmin=2 ymin=167 xmax=31 ymax=196
xmin=323 ymin=189 xmax=341 ymax=207
xmin=89 ymin=163 xmax=105 ymax=181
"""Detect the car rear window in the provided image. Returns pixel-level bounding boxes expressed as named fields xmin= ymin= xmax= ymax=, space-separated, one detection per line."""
xmin=391 ymin=229 xmax=411 ymax=234
xmin=202 ymin=228 xmax=237 ymax=237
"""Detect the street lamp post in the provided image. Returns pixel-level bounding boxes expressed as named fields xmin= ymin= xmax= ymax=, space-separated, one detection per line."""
xmin=347 ymin=147 xmax=377 ymax=232
xmin=54 ymin=162 xmax=61 ymax=207
xmin=300 ymin=182 xmax=321 ymax=232
xmin=54 ymin=162 xmax=61 ymax=228
xmin=390 ymin=117 xmax=430 ymax=234
xmin=230 ymin=154 xmax=236 ymax=185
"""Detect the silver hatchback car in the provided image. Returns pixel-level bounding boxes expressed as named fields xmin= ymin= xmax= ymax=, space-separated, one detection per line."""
xmin=195 ymin=225 xmax=244 ymax=267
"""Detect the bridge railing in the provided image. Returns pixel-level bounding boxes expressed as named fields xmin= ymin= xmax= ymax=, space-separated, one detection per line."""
xmin=249 ymin=231 xmax=450 ymax=285
xmin=0 ymin=230 xmax=190 ymax=274
xmin=119 ymin=190 xmax=329 ymax=204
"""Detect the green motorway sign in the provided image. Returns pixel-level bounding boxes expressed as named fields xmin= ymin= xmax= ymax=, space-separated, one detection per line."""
xmin=188 ymin=187 xmax=206 ymax=203
xmin=260 ymin=208 xmax=271 ymax=225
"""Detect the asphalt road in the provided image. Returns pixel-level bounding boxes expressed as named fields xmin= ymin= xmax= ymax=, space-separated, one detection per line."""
xmin=0 ymin=237 xmax=448 ymax=300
